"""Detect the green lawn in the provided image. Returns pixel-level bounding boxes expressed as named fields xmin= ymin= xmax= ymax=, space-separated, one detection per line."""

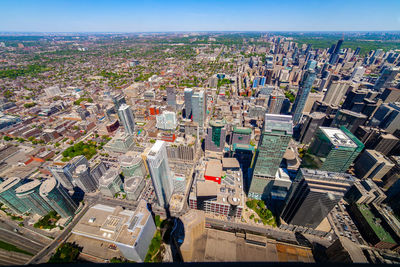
xmin=144 ymin=230 xmax=162 ymax=263
xmin=246 ymin=199 xmax=277 ymax=227
xmin=0 ymin=240 xmax=33 ymax=256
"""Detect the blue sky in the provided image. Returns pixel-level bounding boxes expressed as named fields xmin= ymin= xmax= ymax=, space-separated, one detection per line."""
xmin=1 ymin=0 xmax=399 ymax=32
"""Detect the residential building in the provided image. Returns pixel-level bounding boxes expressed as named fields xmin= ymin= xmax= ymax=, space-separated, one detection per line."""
xmin=146 ymin=141 xmax=174 ymax=208
xmin=191 ymin=90 xmax=206 ymax=133
xmin=184 ymin=88 xmax=193 ymax=119
xmin=292 ymin=69 xmax=316 ymax=124
xmin=118 ymin=104 xmax=135 ymax=135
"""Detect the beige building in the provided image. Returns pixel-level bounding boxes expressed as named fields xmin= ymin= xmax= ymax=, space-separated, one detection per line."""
xmin=303 ymin=92 xmax=324 ymax=114
xmin=179 ymin=210 xmax=206 ymax=262
xmin=354 ymin=149 xmax=395 ymax=182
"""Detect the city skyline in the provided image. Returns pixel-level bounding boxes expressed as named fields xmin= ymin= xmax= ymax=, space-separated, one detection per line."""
xmin=1 ymin=0 xmax=400 ymax=32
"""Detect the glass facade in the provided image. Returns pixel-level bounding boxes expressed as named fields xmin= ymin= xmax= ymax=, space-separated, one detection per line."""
xmin=16 ymin=181 xmax=53 ymax=216
xmin=0 ymin=177 xmax=29 ymax=214
xmin=292 ymin=70 xmax=316 ymax=124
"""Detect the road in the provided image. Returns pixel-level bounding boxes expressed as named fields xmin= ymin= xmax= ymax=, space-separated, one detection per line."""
xmin=26 ymin=204 xmax=91 ymax=265
xmin=0 ymin=248 xmax=31 ymax=266
xmin=0 ymin=228 xmax=45 ymax=255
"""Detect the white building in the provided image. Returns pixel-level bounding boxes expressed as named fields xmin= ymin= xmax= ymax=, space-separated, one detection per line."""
xmin=72 ymin=200 xmax=156 ymax=262
xmin=118 ymin=104 xmax=135 ymax=135
xmin=44 ymin=86 xmax=62 ymax=97
xmin=146 ymin=141 xmax=174 ymax=208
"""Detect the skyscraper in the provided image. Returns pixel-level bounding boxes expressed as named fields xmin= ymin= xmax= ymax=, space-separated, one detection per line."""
xmin=205 ymin=119 xmax=227 ymax=152
xmin=0 ymin=177 xmax=29 ymax=214
xmin=72 ymin=165 xmax=98 ymax=193
xmin=292 ymin=69 xmax=316 ymax=124
xmin=191 ymin=90 xmax=206 ymax=133
xmin=166 ymin=86 xmax=176 ymax=107
xmin=374 ymin=67 xmax=400 ymax=91
xmin=118 ymin=104 xmax=135 ymax=135
xmin=323 ymin=81 xmax=350 ymax=106
xmin=39 ymin=178 xmax=77 ymax=218
xmin=329 ymin=39 xmax=343 ymax=64
xmin=305 ymin=126 xmax=364 ymax=173
xmin=184 ymin=88 xmax=193 ymax=119
xmin=98 ymin=168 xmax=123 ymax=197
xmin=281 ymin=168 xmax=355 ymax=228
xmin=249 ymin=114 xmax=293 ymax=200
xmin=147 ymin=141 xmax=174 ymax=208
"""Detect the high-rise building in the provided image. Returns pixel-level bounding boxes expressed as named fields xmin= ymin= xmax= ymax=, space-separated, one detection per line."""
xmin=374 ymin=67 xmax=399 ymax=91
xmin=369 ymin=102 xmax=400 ymax=134
xmin=281 ymin=168 xmax=355 ymax=228
xmin=15 ymin=180 xmax=53 ymax=216
xmin=267 ymin=90 xmax=285 ymax=114
xmin=0 ymin=177 xmax=29 ymax=214
xmin=147 ymin=141 xmax=174 ymax=208
xmin=39 ymin=178 xmax=77 ymax=218
xmin=299 ymin=112 xmax=326 ymax=144
xmin=166 ymin=86 xmax=176 ymax=107
xmin=191 ymin=90 xmax=206 ymax=133
xmin=184 ymin=88 xmax=193 ymax=119
xmin=329 ymin=39 xmax=343 ymax=64
xmin=124 ymin=176 xmax=146 ymax=201
xmin=292 ymin=69 xmax=316 ymax=124
xmin=249 ymin=114 xmax=293 ymax=200
xmin=205 ymin=119 xmax=227 ymax=152
xmin=323 ymin=81 xmax=350 ymax=106
xmin=306 ymin=126 xmax=364 ymax=172
xmin=380 ymin=87 xmax=400 ymax=103
xmin=72 ymin=165 xmax=98 ymax=193
xmin=354 ymin=150 xmax=394 ymax=182
xmin=331 ymin=109 xmax=368 ymax=134
xmin=118 ymin=104 xmax=135 ymax=135
xmin=111 ymin=93 xmax=126 ymax=110
xmin=230 ymin=126 xmax=251 ymax=145
xmin=98 ymin=168 xmax=123 ymax=197
xmin=351 ymin=66 xmax=365 ymax=82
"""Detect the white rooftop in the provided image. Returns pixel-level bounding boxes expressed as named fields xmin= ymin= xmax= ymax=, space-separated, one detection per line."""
xmin=320 ymin=127 xmax=357 ymax=148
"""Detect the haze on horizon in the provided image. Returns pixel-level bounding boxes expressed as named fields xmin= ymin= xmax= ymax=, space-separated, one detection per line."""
xmin=1 ymin=0 xmax=400 ymax=33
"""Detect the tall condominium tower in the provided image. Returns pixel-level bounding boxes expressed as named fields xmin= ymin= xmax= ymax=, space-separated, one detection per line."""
xmin=281 ymin=168 xmax=355 ymax=228
xmin=292 ymin=69 xmax=316 ymax=124
xmin=39 ymin=178 xmax=77 ymax=218
xmin=306 ymin=126 xmax=364 ymax=173
xmin=249 ymin=114 xmax=293 ymax=200
xmin=15 ymin=180 xmax=53 ymax=216
xmin=0 ymin=177 xmax=29 ymax=214
xmin=166 ymin=86 xmax=177 ymax=107
xmin=191 ymin=90 xmax=206 ymax=134
xmin=118 ymin=104 xmax=135 ymax=135
xmin=147 ymin=141 xmax=174 ymax=208
xmin=184 ymin=88 xmax=193 ymax=119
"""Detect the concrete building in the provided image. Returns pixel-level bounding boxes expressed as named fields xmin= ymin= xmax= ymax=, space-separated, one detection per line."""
xmin=118 ymin=104 xmax=135 ymax=135
xmin=374 ymin=67 xmax=399 ymax=91
xmin=39 ymin=178 xmax=77 ymax=218
xmin=184 ymin=88 xmax=193 ymax=119
xmin=0 ymin=177 xmax=29 ymax=214
xmin=124 ymin=176 xmax=146 ymax=201
xmin=323 ymin=81 xmax=350 ymax=106
xmin=166 ymin=86 xmax=176 ymax=107
xmin=331 ymin=109 xmax=368 ymax=134
xmin=326 ymin=237 xmax=368 ymax=263
xmin=147 ymin=141 xmax=174 ymax=208
xmin=249 ymin=114 xmax=292 ymax=200
xmin=72 ymin=201 xmax=156 ymax=262
xmin=354 ymin=150 xmax=394 ymax=182
xmin=345 ymin=179 xmax=387 ymax=205
xmin=306 ymin=127 xmax=364 ymax=173
xmin=299 ymin=112 xmax=326 ymax=144
xmin=281 ymin=169 xmax=355 ymax=229
xmin=166 ymin=136 xmax=197 ymax=163
xmin=230 ymin=126 xmax=251 ymax=145
xmin=48 ymin=155 xmax=89 ymax=190
xmin=104 ymin=133 xmax=135 ymax=154
xmin=177 ymin=210 xmax=205 ymax=262
xmin=205 ymin=119 xmax=227 ymax=152
xmin=98 ymin=168 xmax=123 ymax=197
xmin=350 ymin=66 xmax=366 ymax=82
xmin=72 ymin=164 xmax=98 ymax=193
xmin=15 ymin=180 xmax=53 ymax=216
xmin=380 ymin=156 xmax=400 ymax=190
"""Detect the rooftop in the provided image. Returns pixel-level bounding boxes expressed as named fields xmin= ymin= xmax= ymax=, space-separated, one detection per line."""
xmin=39 ymin=178 xmax=57 ymax=194
xmin=320 ymin=127 xmax=357 ymax=148
xmin=15 ymin=179 xmax=41 ymax=194
xmin=0 ymin=177 xmax=21 ymax=193
xmin=205 ymin=160 xmax=223 ymax=178
xmin=72 ymin=200 xmax=151 ymax=248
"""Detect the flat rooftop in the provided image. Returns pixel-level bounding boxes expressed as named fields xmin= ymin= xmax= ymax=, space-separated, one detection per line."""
xmin=72 ymin=200 xmax=151 ymax=247
xmin=320 ymin=127 xmax=357 ymax=148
